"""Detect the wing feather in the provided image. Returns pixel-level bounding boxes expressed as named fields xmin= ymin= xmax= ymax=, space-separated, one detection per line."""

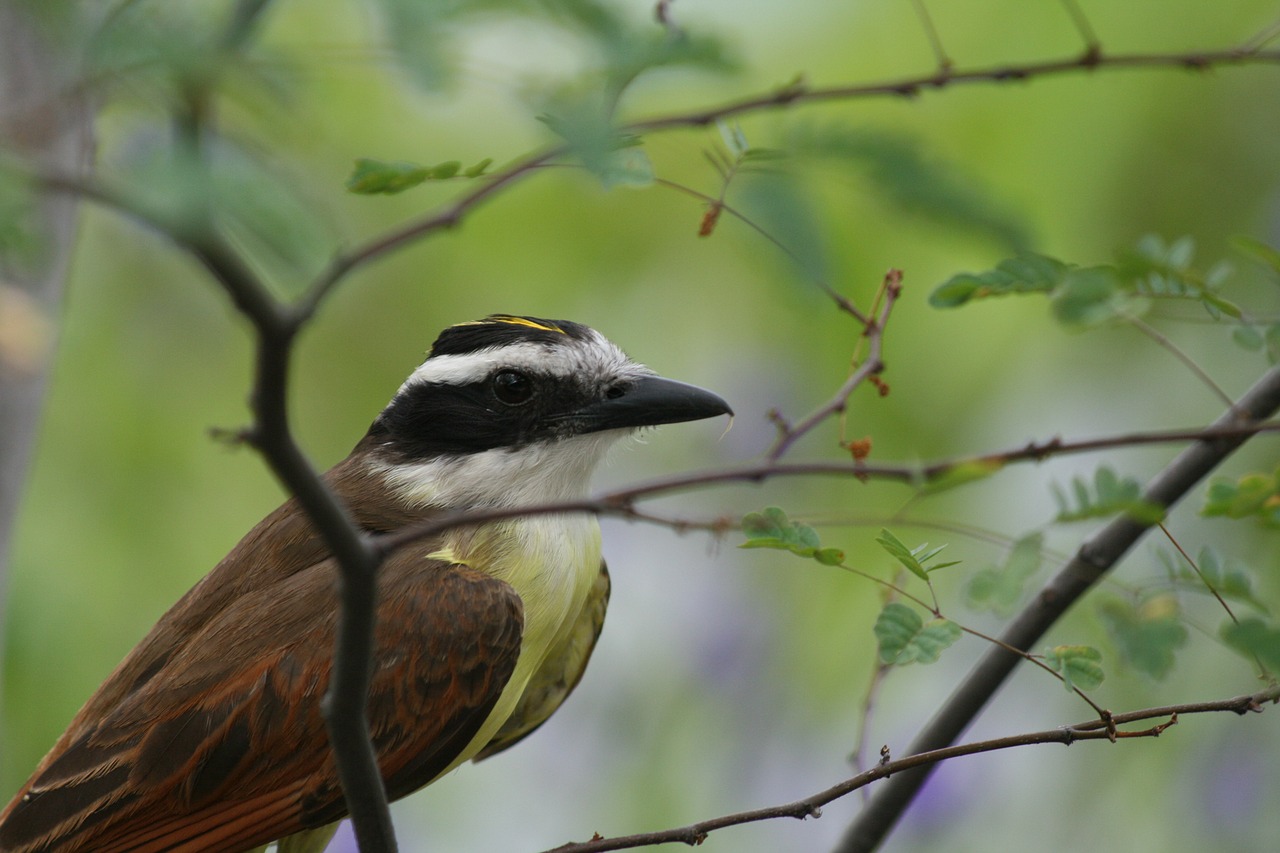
xmin=0 ymin=544 xmax=524 ymax=853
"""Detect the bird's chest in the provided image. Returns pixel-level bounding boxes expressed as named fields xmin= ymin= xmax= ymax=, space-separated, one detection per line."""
xmin=454 ymin=513 xmax=602 ymax=668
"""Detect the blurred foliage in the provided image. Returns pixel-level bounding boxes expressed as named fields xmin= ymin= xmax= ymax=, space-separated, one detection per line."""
xmin=932 ymin=235 xmax=1241 ymax=324
xmin=1050 ymin=465 xmax=1166 ymax=525
xmin=4 ymin=1 xmax=1280 ymax=852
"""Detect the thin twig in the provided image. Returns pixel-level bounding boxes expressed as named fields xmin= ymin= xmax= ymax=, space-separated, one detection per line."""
xmin=1057 ymin=0 xmax=1102 ymax=60
xmin=539 ymin=685 xmax=1280 ymax=853
xmin=909 ymin=0 xmax=952 ymax=72
xmin=1126 ymin=314 xmax=1237 ymax=410
xmin=1158 ymin=522 xmax=1238 ymax=625
xmin=630 ymin=47 xmax=1280 ymax=135
xmin=652 ymin=177 xmax=868 ymax=322
xmin=767 ymin=270 xmax=902 ymax=460
xmin=308 ymin=45 xmax=1280 ymax=291
xmin=370 ymin=415 xmax=1280 ymax=560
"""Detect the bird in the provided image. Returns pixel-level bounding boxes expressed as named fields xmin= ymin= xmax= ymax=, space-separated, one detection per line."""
xmin=0 ymin=314 xmax=731 ymax=853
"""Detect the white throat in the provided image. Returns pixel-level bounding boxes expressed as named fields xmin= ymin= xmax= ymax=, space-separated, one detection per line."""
xmin=375 ymin=430 xmax=624 ymax=510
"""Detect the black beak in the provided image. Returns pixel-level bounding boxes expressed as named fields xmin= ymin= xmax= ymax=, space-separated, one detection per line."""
xmin=575 ymin=375 xmax=732 ymax=434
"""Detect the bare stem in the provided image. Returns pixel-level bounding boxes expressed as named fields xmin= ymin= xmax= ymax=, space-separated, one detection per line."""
xmin=767 ymin=270 xmax=902 ymax=460
xmin=539 ymin=686 xmax=1280 ymax=853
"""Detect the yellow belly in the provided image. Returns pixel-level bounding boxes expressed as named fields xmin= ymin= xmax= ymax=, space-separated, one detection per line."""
xmin=430 ymin=514 xmax=603 ymax=777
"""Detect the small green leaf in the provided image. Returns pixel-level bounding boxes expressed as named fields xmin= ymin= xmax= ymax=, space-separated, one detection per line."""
xmin=1043 ymin=645 xmax=1105 ymax=692
xmin=814 ymin=547 xmax=846 ymax=566
xmin=1202 ymin=470 xmax=1280 ymax=525
xmin=874 ymin=603 xmax=962 ymax=665
xmin=1232 ymin=235 xmax=1280 ymax=276
xmin=876 ymin=530 xmax=961 ymax=579
xmin=427 ymin=160 xmax=461 ymax=180
xmin=740 ymin=507 xmax=843 ymax=565
xmin=965 ymin=533 xmax=1043 ymax=616
xmin=930 ymin=253 xmax=1065 ymax=308
xmin=345 ymin=156 xmax=495 ymax=194
xmin=346 ymin=158 xmax=431 ymax=195
xmin=1097 ymin=595 xmax=1188 ymax=680
xmin=717 ymin=120 xmax=750 ymax=159
xmin=1266 ymin=324 xmax=1280 ymax=364
xmin=1118 ymin=234 xmax=1241 ymax=318
xmin=1221 ymin=618 xmax=1280 ymax=671
xmin=1052 ymin=467 xmax=1165 ymax=524
xmin=1050 ymin=266 xmax=1135 ymax=327
xmin=919 ymin=458 xmax=1004 ymax=494
xmin=463 ymin=158 xmax=493 ymax=178
xmin=599 ymin=147 xmax=655 ymax=189
xmin=1233 ymin=325 xmax=1265 ymax=351
xmin=1200 ymin=290 xmax=1243 ymax=320
xmin=1165 ymin=546 xmax=1270 ymax=614
xmin=875 ymin=529 xmax=927 ymax=581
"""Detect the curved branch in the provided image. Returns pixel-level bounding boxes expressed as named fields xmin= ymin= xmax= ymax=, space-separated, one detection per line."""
xmin=540 ymin=686 xmax=1279 ymax=853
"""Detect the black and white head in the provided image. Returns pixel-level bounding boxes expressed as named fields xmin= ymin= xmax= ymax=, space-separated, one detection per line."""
xmin=366 ymin=315 xmax=731 ymax=507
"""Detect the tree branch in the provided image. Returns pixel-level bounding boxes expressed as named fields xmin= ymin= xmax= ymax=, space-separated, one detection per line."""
xmin=370 ymin=409 xmax=1280 ymax=570
xmin=767 ymin=270 xmax=901 ymax=461
xmin=539 ymin=685 xmax=1280 ymax=853
xmin=184 ymin=224 xmax=398 ymax=853
xmin=307 ymin=44 xmax=1280 ymax=289
xmin=834 ymin=363 xmax=1280 ymax=853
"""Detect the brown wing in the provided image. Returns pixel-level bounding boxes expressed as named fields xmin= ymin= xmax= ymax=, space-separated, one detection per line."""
xmin=474 ymin=560 xmax=610 ymax=761
xmin=0 ymin=545 xmax=524 ymax=853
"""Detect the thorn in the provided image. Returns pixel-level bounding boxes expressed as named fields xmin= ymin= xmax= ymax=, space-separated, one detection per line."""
xmin=209 ymin=425 xmax=254 ymax=447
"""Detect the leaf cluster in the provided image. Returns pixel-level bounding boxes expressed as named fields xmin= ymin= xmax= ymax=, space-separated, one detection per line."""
xmin=346 ymin=158 xmax=493 ymax=195
xmin=1051 ymin=466 xmax=1164 ymax=525
xmin=1202 ymin=469 xmax=1280 ymax=526
xmin=965 ymin=533 xmax=1043 ymax=616
xmin=874 ymin=602 xmax=962 ymax=665
xmin=740 ymin=506 xmax=845 ymax=566
xmin=930 ymin=235 xmax=1250 ymax=328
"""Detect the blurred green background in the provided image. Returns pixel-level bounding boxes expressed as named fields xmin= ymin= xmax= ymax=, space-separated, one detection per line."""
xmin=4 ymin=1 xmax=1280 ymax=850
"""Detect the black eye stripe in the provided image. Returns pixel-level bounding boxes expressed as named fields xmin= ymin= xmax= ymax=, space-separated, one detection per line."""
xmin=372 ymin=373 xmax=594 ymax=461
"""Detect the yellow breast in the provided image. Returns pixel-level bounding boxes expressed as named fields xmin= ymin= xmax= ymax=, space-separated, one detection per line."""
xmin=429 ymin=513 xmax=603 ymax=775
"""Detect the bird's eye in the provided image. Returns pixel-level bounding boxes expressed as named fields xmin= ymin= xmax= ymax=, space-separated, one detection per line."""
xmin=491 ymin=370 xmax=534 ymax=406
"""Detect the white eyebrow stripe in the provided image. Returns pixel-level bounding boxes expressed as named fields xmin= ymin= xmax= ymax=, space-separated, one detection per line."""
xmin=394 ymin=332 xmax=646 ymax=397
xmin=398 ymin=343 xmax=553 ymax=391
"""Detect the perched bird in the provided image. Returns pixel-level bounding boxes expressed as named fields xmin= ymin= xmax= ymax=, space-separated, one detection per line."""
xmin=0 ymin=314 xmax=731 ymax=853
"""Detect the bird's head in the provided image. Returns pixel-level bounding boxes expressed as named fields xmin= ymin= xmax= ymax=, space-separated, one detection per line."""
xmin=363 ymin=314 xmax=731 ymax=508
